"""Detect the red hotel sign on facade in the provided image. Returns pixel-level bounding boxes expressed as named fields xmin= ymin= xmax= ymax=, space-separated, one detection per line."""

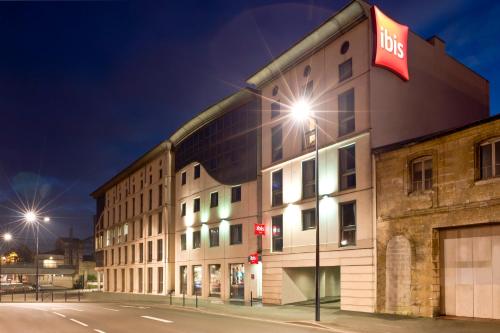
xmin=372 ymin=6 xmax=409 ymax=81
xmin=249 ymin=253 xmax=259 ymax=264
xmin=254 ymin=223 xmax=265 ymax=236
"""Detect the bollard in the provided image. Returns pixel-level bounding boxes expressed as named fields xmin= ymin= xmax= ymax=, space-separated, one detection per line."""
xmin=24 ymin=288 xmax=26 ymax=302
xmin=195 ymin=292 xmax=198 ymax=308
xmin=78 ymin=290 xmax=80 ymax=302
xmin=182 ymin=292 xmax=185 ymax=306
xmin=251 ymin=291 xmax=253 ymax=307
xmin=64 ymin=291 xmax=67 ymax=303
xmin=51 ymin=291 xmax=54 ymax=303
xmin=11 ymin=290 xmax=14 ymax=302
xmin=169 ymin=292 xmax=172 ymax=305
xmin=42 ymin=291 xmax=44 ymax=302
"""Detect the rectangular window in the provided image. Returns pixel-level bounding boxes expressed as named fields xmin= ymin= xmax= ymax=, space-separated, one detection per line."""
xmin=157 ymin=239 xmax=163 ymax=261
xmin=121 ymin=269 xmax=125 ymax=292
xmin=139 ymin=243 xmax=144 ymax=263
xmin=140 ymin=194 xmax=144 ymax=213
xmin=114 ymin=269 xmax=117 ymax=292
xmin=148 ymin=189 xmax=152 ymax=211
xmin=411 ymin=157 xmax=433 ymax=192
xmin=148 ymin=215 xmax=153 ymax=236
xmin=230 ymin=224 xmax=243 ymax=245
xmin=132 ymin=198 xmax=136 ymax=217
xmin=210 ymin=192 xmax=219 ymax=208
xmin=158 ymin=184 xmax=162 ymax=207
xmin=339 ymin=201 xmax=356 ymax=247
xmin=272 ymin=215 xmax=283 ymax=252
xmin=193 ymin=197 xmax=200 ymax=212
xmin=180 ymin=234 xmax=186 ymax=251
xmin=339 ymin=145 xmax=356 ymax=191
xmin=118 ymin=247 xmax=121 ymax=265
xmin=147 ymin=267 xmax=153 ymax=293
xmin=124 ymin=246 xmax=128 ymax=264
xmin=158 ymin=212 xmax=162 ymax=234
xmin=111 ymin=249 xmax=114 ymax=265
xmin=158 ymin=267 xmax=163 ymax=294
xmin=129 ymin=268 xmax=134 ymax=292
xmin=147 ymin=241 xmax=153 ymax=262
xmin=181 ymin=202 xmax=186 ymax=217
xmin=181 ymin=171 xmax=187 ymax=185
xmin=209 ymin=264 xmax=221 ymax=297
xmin=231 ymin=186 xmax=241 ymax=203
xmin=192 ymin=265 xmax=202 ymax=296
xmin=180 ymin=266 xmax=187 ymax=294
xmin=271 ymin=170 xmax=283 ymax=207
xmin=125 ymin=202 xmax=128 ymax=220
xmin=138 ymin=268 xmax=143 ymax=293
xmin=139 ymin=218 xmax=143 ymax=238
xmin=271 ymin=101 xmax=280 ymax=118
xmin=302 ymin=159 xmax=315 ymax=199
xmin=209 ymin=227 xmax=219 ymax=247
xmin=194 ymin=164 xmax=201 ymax=179
xmin=304 ymin=80 xmax=313 ymax=98
xmin=338 ymin=89 xmax=355 ymax=137
xmin=192 ymin=230 xmax=201 ymax=249
xmin=339 ymin=58 xmax=352 ymax=82
xmin=480 ymin=140 xmax=500 ymax=179
xmin=302 ymin=208 xmax=316 ymax=230
xmin=131 ymin=244 xmax=135 ymax=263
xmin=271 ymin=125 xmax=283 ymax=162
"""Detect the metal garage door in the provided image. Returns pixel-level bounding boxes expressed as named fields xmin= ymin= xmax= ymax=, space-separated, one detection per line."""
xmin=440 ymin=225 xmax=500 ymax=319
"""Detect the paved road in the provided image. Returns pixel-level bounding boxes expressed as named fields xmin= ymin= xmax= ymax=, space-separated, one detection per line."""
xmin=0 ymin=302 xmax=331 ymax=333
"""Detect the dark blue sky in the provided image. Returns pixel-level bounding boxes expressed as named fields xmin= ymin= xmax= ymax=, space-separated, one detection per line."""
xmin=0 ymin=0 xmax=498 ymax=249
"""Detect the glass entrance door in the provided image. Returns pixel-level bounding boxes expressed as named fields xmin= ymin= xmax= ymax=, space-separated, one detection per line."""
xmin=229 ymin=263 xmax=244 ymax=300
xmin=209 ymin=264 xmax=221 ymax=297
xmin=180 ymin=266 xmax=187 ymax=294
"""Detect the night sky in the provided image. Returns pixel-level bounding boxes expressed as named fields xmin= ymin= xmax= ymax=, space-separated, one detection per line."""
xmin=0 ymin=0 xmax=498 ymax=250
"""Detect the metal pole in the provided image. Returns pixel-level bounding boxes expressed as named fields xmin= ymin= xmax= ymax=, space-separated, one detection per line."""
xmin=51 ymin=291 xmax=54 ymax=303
xmin=314 ymin=118 xmax=320 ymax=322
xmin=35 ymin=222 xmax=39 ymax=302
xmin=182 ymin=291 xmax=185 ymax=306
xmin=169 ymin=292 xmax=172 ymax=305
xmin=65 ymin=291 xmax=67 ymax=302
xmin=78 ymin=290 xmax=80 ymax=302
xmin=251 ymin=291 xmax=253 ymax=307
xmin=24 ymin=288 xmax=26 ymax=302
xmin=195 ymin=292 xmax=198 ymax=308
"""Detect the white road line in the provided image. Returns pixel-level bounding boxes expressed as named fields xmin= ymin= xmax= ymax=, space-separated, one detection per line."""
xmin=70 ymin=319 xmax=88 ymax=327
xmin=141 ymin=315 xmax=173 ymax=324
xmin=102 ymin=307 xmax=119 ymax=312
xmin=120 ymin=305 xmax=150 ymax=309
xmin=93 ymin=329 xmax=106 ymax=333
xmin=52 ymin=312 xmax=66 ymax=318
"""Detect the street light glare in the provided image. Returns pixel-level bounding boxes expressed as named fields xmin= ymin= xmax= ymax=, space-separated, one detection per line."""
xmin=43 ymin=216 xmax=50 ymax=223
xmin=3 ymin=233 xmax=12 ymax=241
xmin=291 ymin=99 xmax=311 ymax=121
xmin=25 ymin=211 xmax=37 ymax=223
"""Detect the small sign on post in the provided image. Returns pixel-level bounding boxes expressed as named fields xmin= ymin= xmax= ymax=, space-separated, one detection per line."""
xmin=248 ymin=253 xmax=259 ymax=264
xmin=254 ymin=224 xmax=265 ymax=236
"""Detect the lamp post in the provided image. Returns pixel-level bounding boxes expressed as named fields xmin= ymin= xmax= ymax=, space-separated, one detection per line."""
xmin=24 ymin=211 xmax=50 ymax=301
xmin=291 ymin=99 xmax=321 ymax=322
xmin=0 ymin=232 xmax=13 ymax=301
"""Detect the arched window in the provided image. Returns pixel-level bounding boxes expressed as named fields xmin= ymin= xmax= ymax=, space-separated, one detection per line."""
xmin=478 ymin=138 xmax=500 ymax=180
xmin=410 ymin=156 xmax=432 ymax=192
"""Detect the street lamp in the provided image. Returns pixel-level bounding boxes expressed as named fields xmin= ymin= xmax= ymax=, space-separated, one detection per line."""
xmin=291 ymin=99 xmax=321 ymax=322
xmin=1 ymin=232 xmax=13 ymax=301
xmin=24 ymin=211 xmax=50 ymax=301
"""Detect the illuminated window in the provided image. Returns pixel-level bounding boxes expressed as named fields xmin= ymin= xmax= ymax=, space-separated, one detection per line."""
xmin=339 ymin=58 xmax=352 ymax=82
xmin=231 ymin=186 xmax=241 ymax=203
xmin=411 ymin=157 xmax=432 ymax=192
xmin=339 ymin=145 xmax=356 ymax=191
xmin=272 ymin=215 xmax=283 ymax=252
xmin=479 ymin=139 xmax=500 ymax=180
xmin=301 ymin=208 xmax=316 ymax=230
xmin=338 ymin=89 xmax=355 ymax=137
xmin=180 ymin=234 xmax=186 ymax=251
xmin=193 ymin=197 xmax=200 ymax=212
xmin=230 ymin=224 xmax=242 ymax=245
xmin=194 ymin=164 xmax=201 ymax=179
xmin=271 ymin=170 xmax=283 ymax=207
xmin=271 ymin=125 xmax=283 ymax=162
xmin=302 ymin=120 xmax=316 ymax=151
xmin=193 ymin=231 xmax=201 ymax=249
xmin=210 ymin=192 xmax=219 ymax=208
xmin=339 ymin=201 xmax=356 ymax=247
xmin=209 ymin=227 xmax=219 ymax=247
xmin=302 ymin=159 xmax=316 ymax=199
xmin=181 ymin=171 xmax=187 ymax=185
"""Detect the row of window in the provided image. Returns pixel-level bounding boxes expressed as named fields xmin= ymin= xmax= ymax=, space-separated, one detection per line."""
xmin=180 ymin=224 xmax=243 ymax=250
xmin=106 ymin=266 xmax=164 ymax=294
xmin=180 ymin=185 xmax=241 ymax=217
xmin=105 ymin=239 xmax=164 ymax=266
xmin=104 ymin=212 xmax=163 ymax=247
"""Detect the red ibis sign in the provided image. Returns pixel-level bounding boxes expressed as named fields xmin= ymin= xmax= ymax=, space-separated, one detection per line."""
xmin=254 ymin=223 xmax=265 ymax=236
xmin=372 ymin=6 xmax=409 ymax=81
xmin=249 ymin=253 xmax=259 ymax=264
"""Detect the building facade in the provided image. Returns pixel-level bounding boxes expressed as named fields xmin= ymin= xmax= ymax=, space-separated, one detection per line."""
xmin=375 ymin=116 xmax=500 ymax=319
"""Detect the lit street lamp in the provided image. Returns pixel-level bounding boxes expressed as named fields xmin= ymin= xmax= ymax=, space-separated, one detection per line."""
xmin=291 ymin=99 xmax=321 ymax=322
xmin=24 ymin=211 xmax=50 ymax=301
xmin=0 ymin=232 xmax=13 ymax=301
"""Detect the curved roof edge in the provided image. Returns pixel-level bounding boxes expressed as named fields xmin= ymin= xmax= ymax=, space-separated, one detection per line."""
xmin=168 ymin=87 xmax=259 ymax=146
xmin=246 ymin=0 xmax=368 ymax=88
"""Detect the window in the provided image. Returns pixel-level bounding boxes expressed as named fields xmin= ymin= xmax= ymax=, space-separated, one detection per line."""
xmin=302 ymin=159 xmax=316 ymax=199
xmin=272 ymin=85 xmax=279 ymax=96
xmin=147 ymin=267 xmax=153 ymax=293
xmin=339 ymin=202 xmax=356 ymax=247
xmin=271 ymin=101 xmax=280 ymax=118
xmin=138 ymin=268 xmax=143 ymax=293
xmin=131 ymin=244 xmax=135 ymax=263
xmin=132 ymin=198 xmax=136 ymax=217
xmin=340 ymin=41 xmax=350 ymax=54
xmin=271 ymin=125 xmax=283 ymax=162
xmin=118 ymin=247 xmax=121 ymax=265
xmin=180 ymin=234 xmax=186 ymax=251
xmin=231 ymin=186 xmax=241 ymax=203
xmin=181 ymin=202 xmax=186 ymax=217
xmin=147 ymin=241 xmax=153 ymax=262
xmin=210 ymin=192 xmax=219 ymax=208
xmin=304 ymin=80 xmax=313 ymax=98
xmin=193 ymin=197 xmax=200 ymax=212
xmin=230 ymin=224 xmax=243 ymax=245
xmin=339 ymin=145 xmax=356 ymax=191
xmin=302 ymin=125 xmax=316 ymax=151
xmin=411 ymin=157 xmax=433 ymax=192
xmin=180 ymin=266 xmax=187 ymax=294
xmin=194 ymin=164 xmax=201 ymax=179
xmin=129 ymin=268 xmax=134 ymax=292
xmin=158 ymin=212 xmax=162 ymax=234
xmin=271 ymin=170 xmax=283 ymax=207
xmin=272 ymin=215 xmax=283 ymax=252
xmin=124 ymin=246 xmax=128 ymax=264
xmin=209 ymin=227 xmax=219 ymax=247
xmin=149 ymin=174 xmax=152 ymax=184
xmin=140 ymin=194 xmax=143 ymax=213
xmin=139 ymin=243 xmax=144 ymax=263
xmin=181 ymin=171 xmax=187 ymax=185
xmin=158 ymin=267 xmax=163 ymax=294
xmin=193 ymin=230 xmax=201 ymax=249
xmin=303 ymin=65 xmax=311 ymax=77
xmin=338 ymin=89 xmax=355 ymax=137
xmin=159 ymin=168 xmax=163 ymax=179
xmin=158 ymin=184 xmax=163 ymax=207
xmin=148 ymin=189 xmax=152 ymax=211
xmin=339 ymin=58 xmax=352 ymax=82
xmin=157 ymin=239 xmax=163 ymax=261
xmin=192 ymin=265 xmax=202 ymax=296
xmin=302 ymin=208 xmax=316 ymax=230
xmin=479 ymin=139 xmax=500 ymax=180
xmin=111 ymin=249 xmax=114 ymax=265
xmin=148 ymin=215 xmax=153 ymax=236
xmin=139 ymin=218 xmax=143 ymax=238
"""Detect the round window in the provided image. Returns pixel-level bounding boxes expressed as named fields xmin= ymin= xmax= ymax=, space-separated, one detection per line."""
xmin=340 ymin=41 xmax=350 ymax=54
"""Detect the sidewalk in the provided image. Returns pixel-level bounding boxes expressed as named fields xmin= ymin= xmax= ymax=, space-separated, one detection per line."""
xmin=83 ymin=292 xmax=500 ymax=333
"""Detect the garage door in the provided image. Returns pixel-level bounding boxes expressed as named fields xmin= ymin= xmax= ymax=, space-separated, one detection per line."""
xmin=440 ymin=225 xmax=500 ymax=319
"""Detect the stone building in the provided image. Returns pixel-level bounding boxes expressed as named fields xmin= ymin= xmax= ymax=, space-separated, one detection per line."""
xmin=374 ymin=115 xmax=500 ymax=319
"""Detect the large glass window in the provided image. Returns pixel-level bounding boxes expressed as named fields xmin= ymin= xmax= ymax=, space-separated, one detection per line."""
xmin=338 ymin=89 xmax=355 ymax=137
xmin=339 ymin=201 xmax=356 ymax=247
xmin=302 ymin=159 xmax=315 ymax=199
xmin=193 ymin=265 xmax=202 ymax=296
xmin=230 ymin=224 xmax=243 ymax=245
xmin=231 ymin=186 xmax=241 ymax=203
xmin=271 ymin=124 xmax=283 ymax=162
xmin=272 ymin=215 xmax=283 ymax=252
xmin=479 ymin=139 xmax=500 ymax=179
xmin=209 ymin=264 xmax=221 ymax=297
xmin=271 ymin=170 xmax=283 ymax=207
xmin=180 ymin=266 xmax=187 ymax=294
xmin=229 ymin=264 xmax=244 ymax=300
xmin=302 ymin=208 xmax=316 ymax=230
xmin=209 ymin=227 xmax=219 ymax=247
xmin=339 ymin=145 xmax=356 ymax=191
xmin=339 ymin=58 xmax=352 ymax=82
xmin=193 ymin=230 xmax=201 ymax=249
xmin=411 ymin=157 xmax=433 ymax=192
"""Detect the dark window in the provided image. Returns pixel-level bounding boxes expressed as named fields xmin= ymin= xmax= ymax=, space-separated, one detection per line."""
xmin=302 ymin=159 xmax=316 ymax=199
xmin=111 ymin=249 xmax=114 ymax=265
xmin=148 ymin=215 xmax=152 ymax=236
xmin=411 ymin=157 xmax=433 ymax=192
xmin=181 ymin=172 xmax=187 ymax=185
xmin=132 ymin=198 xmax=136 ymax=216
xmin=272 ymin=85 xmax=279 ymax=96
xmin=158 ymin=267 xmax=163 ymax=294
xmin=139 ymin=243 xmax=144 ymax=263
xmin=180 ymin=234 xmax=186 ymax=251
xmin=149 ymin=174 xmax=152 ymax=184
xmin=230 ymin=224 xmax=243 ymax=245
xmin=339 ymin=202 xmax=356 ymax=247
xmin=271 ymin=125 xmax=283 ymax=162
xmin=129 ymin=268 xmax=134 ymax=292
xmin=339 ymin=58 xmax=352 ymax=82
xmin=124 ymin=246 xmax=128 ymax=264
xmin=272 ymin=170 xmax=283 ymax=207
xmin=181 ymin=202 xmax=186 ymax=217
xmin=157 ymin=239 xmax=163 ymax=261
xmin=271 ymin=102 xmax=280 ymax=118
xmin=193 ymin=198 xmax=200 ymax=212
xmin=210 ymin=192 xmax=219 ymax=208
xmin=138 ymin=268 xmax=143 ymax=293
xmin=118 ymin=247 xmax=121 ymax=264
xmin=479 ymin=140 xmax=500 ymax=179
xmin=304 ymin=80 xmax=313 ymax=98
xmin=131 ymin=244 xmax=135 ymax=263
xmin=194 ymin=164 xmax=201 ymax=179
xmin=147 ymin=241 xmax=152 ymax=262
xmin=338 ymin=89 xmax=355 ymax=136
xmin=339 ymin=145 xmax=356 ymax=191
xmin=158 ymin=212 xmax=162 ymax=234
xmin=302 ymin=208 xmax=316 ymax=230
xmin=272 ymin=215 xmax=283 ymax=252
xmin=193 ymin=230 xmax=201 ymax=249
xmin=209 ymin=227 xmax=219 ymax=247
xmin=340 ymin=41 xmax=350 ymax=54
xmin=148 ymin=189 xmax=152 ymax=211
xmin=159 ymin=168 xmax=163 ymax=179
xmin=303 ymin=65 xmax=311 ymax=77
xmin=139 ymin=219 xmax=143 ymax=238
xmin=147 ymin=267 xmax=153 ymax=293
xmin=231 ymin=186 xmax=241 ymax=203
xmin=158 ymin=185 xmax=163 ymax=207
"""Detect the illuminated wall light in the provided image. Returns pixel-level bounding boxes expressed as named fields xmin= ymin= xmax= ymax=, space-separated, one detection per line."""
xmin=283 ymin=168 xmax=302 ymax=204
xmin=201 ymin=224 xmax=208 ymax=232
xmin=318 ymin=148 xmax=337 ymax=195
xmin=218 ymin=202 xmax=231 ymax=220
xmin=200 ymin=209 xmax=209 ymax=223
xmin=220 ymin=219 xmax=230 ymax=233
xmin=284 ymin=204 xmax=301 ymax=228
xmin=185 ymin=214 xmax=194 ymax=227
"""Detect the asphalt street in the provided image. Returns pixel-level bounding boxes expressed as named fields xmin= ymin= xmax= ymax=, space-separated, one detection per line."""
xmin=0 ymin=302 xmax=330 ymax=333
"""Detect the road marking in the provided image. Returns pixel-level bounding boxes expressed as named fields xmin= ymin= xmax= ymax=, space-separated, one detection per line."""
xmin=70 ymin=319 xmax=88 ymax=327
xmin=141 ymin=315 xmax=173 ymax=324
xmin=52 ymin=312 xmax=66 ymax=318
xmin=102 ymin=307 xmax=119 ymax=312
xmin=120 ymin=305 xmax=150 ymax=309
xmin=93 ymin=329 xmax=106 ymax=333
